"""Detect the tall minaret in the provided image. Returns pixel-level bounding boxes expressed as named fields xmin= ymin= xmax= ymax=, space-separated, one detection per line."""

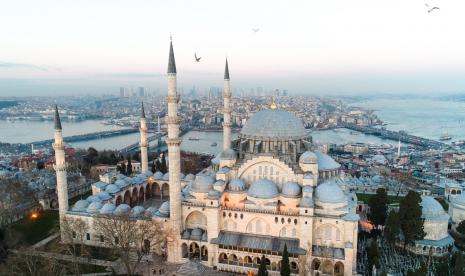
xmin=166 ymin=39 xmax=182 ymax=234
xmin=139 ymin=102 xmax=149 ymax=172
xmin=52 ymin=105 xmax=69 ymax=226
xmin=223 ymin=58 xmax=231 ymax=151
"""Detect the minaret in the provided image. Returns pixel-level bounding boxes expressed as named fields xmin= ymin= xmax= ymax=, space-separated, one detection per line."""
xmin=397 ymin=139 xmax=401 ymax=157
xmin=139 ymin=102 xmax=149 ymax=172
xmin=223 ymin=58 xmax=232 ymax=151
xmin=166 ymin=39 xmax=182 ymax=234
xmin=52 ymin=105 xmax=69 ymax=226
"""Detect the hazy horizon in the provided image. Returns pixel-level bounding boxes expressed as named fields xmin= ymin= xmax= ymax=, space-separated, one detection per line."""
xmin=1 ymin=0 xmax=465 ymax=96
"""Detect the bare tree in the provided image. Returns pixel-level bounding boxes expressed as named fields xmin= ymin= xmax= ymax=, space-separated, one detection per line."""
xmin=58 ymin=216 xmax=90 ymax=276
xmin=1 ymin=247 xmax=66 ymax=276
xmin=94 ymin=214 xmax=170 ymax=276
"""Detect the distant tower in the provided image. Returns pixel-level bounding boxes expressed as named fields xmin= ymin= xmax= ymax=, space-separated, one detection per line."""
xmin=223 ymin=58 xmax=231 ymax=151
xmin=166 ymin=39 xmax=182 ymax=236
xmin=139 ymin=102 xmax=149 ymax=172
xmin=53 ymin=105 xmax=69 ymax=228
xmin=157 ymin=115 xmax=161 ymax=133
xmin=397 ymin=139 xmax=401 ymax=157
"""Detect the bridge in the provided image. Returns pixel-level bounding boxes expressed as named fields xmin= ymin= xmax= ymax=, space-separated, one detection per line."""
xmin=119 ymin=132 xmax=166 ymax=153
xmin=341 ymin=123 xmax=446 ymax=149
xmin=31 ymin=128 xmax=138 ymax=147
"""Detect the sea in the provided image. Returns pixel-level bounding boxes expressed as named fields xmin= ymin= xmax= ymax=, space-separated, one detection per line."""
xmin=1 ymin=98 xmax=464 ymax=154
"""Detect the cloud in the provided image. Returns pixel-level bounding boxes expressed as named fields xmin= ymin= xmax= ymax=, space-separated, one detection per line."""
xmin=0 ymin=62 xmax=55 ymax=71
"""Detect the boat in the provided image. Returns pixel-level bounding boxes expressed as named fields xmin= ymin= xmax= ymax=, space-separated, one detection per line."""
xmin=211 ymin=142 xmax=218 ymax=147
xmin=188 ymin=137 xmax=200 ymax=141
xmin=453 ymin=140 xmax=465 ymax=146
xmin=440 ymin=135 xmax=452 ymax=141
xmin=349 ymin=131 xmax=360 ymax=135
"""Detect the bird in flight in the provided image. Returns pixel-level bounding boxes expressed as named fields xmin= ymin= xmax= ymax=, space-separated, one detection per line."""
xmin=425 ymin=3 xmax=440 ymax=13
xmin=194 ymin=53 xmax=201 ymax=62
xmin=252 ymin=28 xmax=259 ymax=33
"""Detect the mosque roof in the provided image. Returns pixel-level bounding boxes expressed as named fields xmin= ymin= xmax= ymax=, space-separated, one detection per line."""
xmin=114 ymin=204 xmax=131 ymax=215
xmin=130 ymin=206 xmax=146 ymax=217
xmin=229 ymin=178 xmax=246 ymax=192
xmin=452 ymin=193 xmax=465 ymax=206
xmin=191 ymin=175 xmax=215 ymax=193
xmin=72 ymin=200 xmax=89 ymax=212
xmin=96 ymin=191 xmax=111 ymax=201
xmin=299 ymin=151 xmax=317 ymax=164
xmin=247 ymin=179 xmax=279 ymax=199
xmin=421 ymin=196 xmax=449 ymax=221
xmin=105 ymin=184 xmax=120 ymax=194
xmin=281 ymin=182 xmax=302 ymax=198
xmin=240 ymin=109 xmax=307 ymax=140
xmin=153 ymin=171 xmax=164 ymax=180
xmin=86 ymin=201 xmax=103 ymax=214
xmin=100 ymin=203 xmax=116 ymax=215
xmin=314 ymin=151 xmax=341 ymax=171
xmin=220 ymin=149 xmax=236 ymax=160
xmin=156 ymin=201 xmax=170 ymax=217
xmin=314 ymin=180 xmax=346 ymax=204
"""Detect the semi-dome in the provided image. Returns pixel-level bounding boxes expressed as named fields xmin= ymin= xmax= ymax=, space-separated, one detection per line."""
xmin=315 ymin=181 xmax=346 ymax=204
xmin=229 ymin=178 xmax=246 ymax=192
xmin=247 ymin=179 xmax=279 ymax=199
xmin=314 ymin=151 xmax=341 ymax=171
xmin=191 ymin=175 xmax=215 ymax=192
xmin=114 ymin=204 xmax=131 ymax=215
xmin=72 ymin=200 xmax=89 ymax=212
xmin=100 ymin=203 xmax=116 ymax=215
xmin=299 ymin=151 xmax=317 ymax=164
xmin=421 ymin=196 xmax=449 ymax=220
xmin=96 ymin=191 xmax=111 ymax=201
xmin=220 ymin=149 xmax=236 ymax=160
xmin=156 ymin=201 xmax=170 ymax=217
xmin=105 ymin=184 xmax=121 ymax=194
xmin=130 ymin=206 xmax=146 ymax=217
xmin=86 ymin=201 xmax=103 ymax=214
xmin=240 ymin=109 xmax=307 ymax=140
xmin=190 ymin=228 xmax=203 ymax=240
xmin=282 ymin=182 xmax=302 ymax=198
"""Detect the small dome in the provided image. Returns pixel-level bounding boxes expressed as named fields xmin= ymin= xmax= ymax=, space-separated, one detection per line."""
xmin=130 ymin=206 xmax=146 ymax=217
xmin=114 ymin=204 xmax=131 ymax=215
xmin=300 ymin=151 xmax=317 ymax=164
xmin=315 ymin=181 xmax=346 ymax=203
xmin=182 ymin=229 xmax=191 ymax=239
xmin=208 ymin=190 xmax=221 ymax=199
xmin=315 ymin=151 xmax=341 ymax=171
xmin=115 ymin=179 xmax=129 ymax=188
xmin=96 ymin=191 xmax=111 ymax=201
xmin=86 ymin=201 xmax=103 ymax=214
xmin=213 ymin=180 xmax=225 ymax=187
xmin=282 ymin=182 xmax=301 ymax=198
xmin=133 ymin=176 xmax=145 ymax=185
xmin=190 ymin=228 xmax=203 ymax=240
xmin=153 ymin=171 xmax=164 ymax=179
xmin=211 ymin=155 xmax=220 ymax=165
xmin=94 ymin=181 xmax=108 ymax=189
xmin=184 ymin=174 xmax=195 ymax=181
xmin=100 ymin=203 xmax=116 ymax=215
xmin=421 ymin=196 xmax=449 ymax=220
xmin=247 ymin=179 xmax=279 ymax=199
xmin=300 ymin=196 xmax=313 ymax=207
xmin=87 ymin=195 xmax=102 ymax=203
xmin=156 ymin=201 xmax=170 ymax=217
xmin=179 ymin=173 xmax=185 ymax=179
xmin=163 ymin=173 xmax=169 ymax=181
xmin=144 ymin=171 xmax=153 ymax=177
xmin=105 ymin=184 xmax=121 ymax=194
xmin=72 ymin=200 xmax=89 ymax=212
xmin=124 ymin=177 xmax=135 ymax=184
xmin=191 ymin=175 xmax=215 ymax=193
xmin=229 ymin=178 xmax=246 ymax=192
xmin=145 ymin=206 xmax=158 ymax=217
xmin=220 ymin=149 xmax=236 ymax=160
xmin=302 ymin=186 xmax=313 ymax=193
xmin=240 ymin=109 xmax=307 ymax=140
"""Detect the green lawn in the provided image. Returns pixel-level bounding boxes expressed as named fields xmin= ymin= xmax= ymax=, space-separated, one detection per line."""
xmin=356 ymin=193 xmax=404 ymax=204
xmin=11 ymin=210 xmax=59 ymax=245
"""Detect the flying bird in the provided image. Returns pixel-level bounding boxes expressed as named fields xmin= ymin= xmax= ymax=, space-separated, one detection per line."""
xmin=252 ymin=28 xmax=259 ymax=33
xmin=194 ymin=53 xmax=201 ymax=62
xmin=425 ymin=3 xmax=440 ymax=13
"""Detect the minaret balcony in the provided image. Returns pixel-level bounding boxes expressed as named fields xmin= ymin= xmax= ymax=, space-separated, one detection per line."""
xmin=166 ymin=95 xmax=180 ymax=103
xmin=166 ymin=138 xmax=182 ymax=146
xmin=166 ymin=117 xmax=181 ymax=125
xmin=52 ymin=142 xmax=64 ymax=150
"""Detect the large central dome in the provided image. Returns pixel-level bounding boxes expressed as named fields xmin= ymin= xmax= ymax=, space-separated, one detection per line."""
xmin=240 ymin=109 xmax=307 ymax=139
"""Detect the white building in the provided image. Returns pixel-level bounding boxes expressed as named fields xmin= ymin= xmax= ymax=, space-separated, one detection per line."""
xmin=55 ymin=40 xmax=360 ymax=275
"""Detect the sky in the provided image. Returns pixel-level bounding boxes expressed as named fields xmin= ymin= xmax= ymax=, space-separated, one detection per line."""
xmin=1 ymin=0 xmax=465 ymax=96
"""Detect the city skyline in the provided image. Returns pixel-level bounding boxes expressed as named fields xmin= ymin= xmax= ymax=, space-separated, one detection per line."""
xmin=2 ymin=0 xmax=465 ymax=96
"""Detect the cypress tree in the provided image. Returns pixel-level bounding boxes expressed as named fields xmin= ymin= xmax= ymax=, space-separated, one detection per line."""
xmin=457 ymin=220 xmax=465 ymax=236
xmin=151 ymin=161 xmax=156 ymax=173
xmin=126 ymin=155 xmax=133 ymax=176
xmin=367 ymin=240 xmax=380 ymax=273
xmin=160 ymin=153 xmax=167 ymax=174
xmin=368 ymin=188 xmax=388 ymax=228
xmin=399 ymin=191 xmax=425 ymax=249
xmin=455 ymin=253 xmax=465 ymax=276
xmin=280 ymin=244 xmax=290 ymax=276
xmin=384 ymin=210 xmax=400 ymax=244
xmin=258 ymin=255 xmax=268 ymax=276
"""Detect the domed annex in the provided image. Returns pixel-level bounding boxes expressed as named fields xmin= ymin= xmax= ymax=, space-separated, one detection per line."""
xmin=55 ymin=40 xmax=359 ymax=276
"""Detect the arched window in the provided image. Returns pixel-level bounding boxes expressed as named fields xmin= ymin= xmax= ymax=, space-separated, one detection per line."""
xmin=325 ymin=225 xmax=332 ymax=241
xmin=336 ymin=229 xmax=341 ymax=241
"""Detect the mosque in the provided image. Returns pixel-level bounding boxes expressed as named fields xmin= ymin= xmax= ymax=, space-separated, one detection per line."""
xmin=53 ymin=40 xmax=360 ymax=275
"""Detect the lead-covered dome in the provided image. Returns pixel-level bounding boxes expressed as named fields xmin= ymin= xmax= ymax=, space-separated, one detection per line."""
xmin=282 ymin=182 xmax=301 ymax=198
xmin=300 ymin=151 xmax=317 ymax=164
xmin=421 ymin=196 xmax=449 ymax=220
xmin=247 ymin=179 xmax=279 ymax=199
xmin=240 ymin=109 xmax=307 ymax=139
xmin=315 ymin=181 xmax=346 ymax=203
xmin=229 ymin=178 xmax=246 ymax=192
xmin=191 ymin=175 xmax=215 ymax=193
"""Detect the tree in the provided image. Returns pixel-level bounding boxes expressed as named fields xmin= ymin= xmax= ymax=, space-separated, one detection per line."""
xmin=457 ymin=220 xmax=465 ymax=236
xmin=85 ymin=147 xmax=99 ymax=165
xmin=1 ymin=247 xmax=65 ymax=275
xmin=406 ymin=264 xmax=427 ymax=276
xmin=280 ymin=244 xmax=290 ymax=276
xmin=126 ymin=156 xmax=133 ymax=176
xmin=0 ymin=228 xmax=7 ymax=265
xmin=384 ymin=210 xmax=400 ymax=244
xmin=368 ymin=188 xmax=388 ymax=228
xmin=455 ymin=253 xmax=465 ymax=276
xmin=151 ymin=162 xmax=156 ymax=173
xmin=59 ymin=216 xmax=90 ymax=276
xmin=160 ymin=153 xmax=167 ymax=174
xmin=258 ymin=255 xmax=268 ymax=276
xmin=399 ymin=191 xmax=425 ymax=248
xmin=436 ymin=256 xmax=450 ymax=276
xmin=94 ymin=213 xmax=170 ymax=276
xmin=367 ymin=239 xmax=380 ymax=273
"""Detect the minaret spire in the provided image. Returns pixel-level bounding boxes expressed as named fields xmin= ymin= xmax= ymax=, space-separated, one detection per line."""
xmin=52 ymin=105 xmax=68 ymax=239
xmin=139 ymin=102 xmax=149 ymax=172
xmin=166 ymin=39 xmax=182 ymax=246
xmin=223 ymin=58 xmax=232 ymax=151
